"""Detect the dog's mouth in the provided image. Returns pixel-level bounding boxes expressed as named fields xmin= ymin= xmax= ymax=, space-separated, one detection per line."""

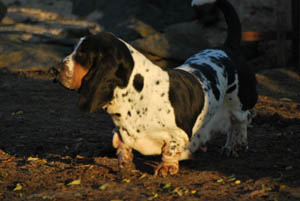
xmin=49 ymin=63 xmax=67 ymax=86
xmin=48 ymin=66 xmax=60 ymax=83
xmin=111 ymin=113 xmax=121 ymax=117
xmin=49 ymin=65 xmax=80 ymax=92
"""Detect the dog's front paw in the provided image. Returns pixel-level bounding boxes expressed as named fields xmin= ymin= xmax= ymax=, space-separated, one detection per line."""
xmin=112 ymin=129 xmax=134 ymax=169
xmin=116 ymin=143 xmax=134 ymax=169
xmin=154 ymin=161 xmax=179 ymax=177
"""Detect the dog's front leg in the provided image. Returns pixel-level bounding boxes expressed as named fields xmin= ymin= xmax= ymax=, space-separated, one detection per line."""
xmin=154 ymin=140 xmax=180 ymax=176
xmin=112 ymin=128 xmax=134 ymax=169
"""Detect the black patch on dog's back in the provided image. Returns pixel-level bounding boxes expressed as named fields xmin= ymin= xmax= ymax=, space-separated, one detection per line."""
xmin=191 ymin=64 xmax=220 ymax=100
xmin=226 ymin=84 xmax=236 ymax=94
xmin=167 ymin=69 xmax=204 ymax=137
xmin=210 ymin=56 xmax=236 ymax=86
xmin=133 ymin=74 xmax=144 ymax=92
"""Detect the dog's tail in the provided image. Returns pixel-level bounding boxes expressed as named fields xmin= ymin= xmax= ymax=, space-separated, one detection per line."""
xmin=192 ymin=0 xmax=241 ymax=50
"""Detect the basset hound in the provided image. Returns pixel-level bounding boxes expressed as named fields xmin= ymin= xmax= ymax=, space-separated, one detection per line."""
xmin=52 ymin=0 xmax=257 ymax=176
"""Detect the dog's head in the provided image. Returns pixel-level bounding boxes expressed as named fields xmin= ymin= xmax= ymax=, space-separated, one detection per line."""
xmin=51 ymin=32 xmax=134 ymax=112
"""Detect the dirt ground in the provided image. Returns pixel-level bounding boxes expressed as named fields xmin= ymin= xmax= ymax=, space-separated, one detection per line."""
xmin=0 ymin=64 xmax=300 ymax=201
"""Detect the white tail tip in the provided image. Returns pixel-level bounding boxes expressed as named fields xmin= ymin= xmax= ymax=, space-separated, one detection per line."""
xmin=191 ymin=0 xmax=216 ymax=7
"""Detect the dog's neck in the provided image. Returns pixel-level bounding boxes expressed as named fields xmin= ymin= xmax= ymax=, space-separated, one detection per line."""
xmin=122 ymin=41 xmax=160 ymax=71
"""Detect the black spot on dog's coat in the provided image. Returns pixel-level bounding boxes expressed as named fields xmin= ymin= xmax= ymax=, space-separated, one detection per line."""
xmin=133 ymin=74 xmax=144 ymax=92
xmin=226 ymin=84 xmax=236 ymax=94
xmin=142 ymin=108 xmax=148 ymax=114
xmin=122 ymin=92 xmax=128 ymax=97
xmin=191 ymin=63 xmax=220 ymax=100
xmin=210 ymin=56 xmax=236 ymax=86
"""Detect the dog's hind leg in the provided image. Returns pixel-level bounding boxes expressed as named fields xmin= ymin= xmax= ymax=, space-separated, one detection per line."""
xmin=222 ymin=110 xmax=250 ymax=157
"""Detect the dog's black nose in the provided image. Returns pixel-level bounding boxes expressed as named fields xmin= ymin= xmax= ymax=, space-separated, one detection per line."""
xmin=49 ymin=66 xmax=60 ymax=83
xmin=50 ymin=61 xmax=66 ymax=75
xmin=49 ymin=66 xmax=60 ymax=76
xmin=49 ymin=62 xmax=64 ymax=83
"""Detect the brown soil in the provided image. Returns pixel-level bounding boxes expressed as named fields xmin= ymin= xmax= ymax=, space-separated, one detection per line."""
xmin=0 ymin=67 xmax=300 ymax=201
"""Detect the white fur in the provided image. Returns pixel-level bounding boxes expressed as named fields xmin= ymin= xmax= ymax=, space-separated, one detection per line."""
xmin=191 ymin=0 xmax=216 ymax=6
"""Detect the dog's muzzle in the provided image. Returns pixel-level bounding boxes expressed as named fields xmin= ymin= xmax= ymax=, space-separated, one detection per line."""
xmin=49 ymin=62 xmax=64 ymax=83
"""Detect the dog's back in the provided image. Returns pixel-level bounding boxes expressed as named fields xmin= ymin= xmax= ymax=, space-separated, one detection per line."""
xmin=191 ymin=0 xmax=257 ymax=110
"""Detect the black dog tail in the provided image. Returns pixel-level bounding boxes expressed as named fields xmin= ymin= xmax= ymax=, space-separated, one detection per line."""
xmin=192 ymin=0 xmax=242 ymax=49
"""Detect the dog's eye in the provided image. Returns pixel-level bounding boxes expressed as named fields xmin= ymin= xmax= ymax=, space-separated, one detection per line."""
xmin=77 ymin=51 xmax=85 ymax=57
xmin=75 ymin=51 xmax=88 ymax=63
xmin=74 ymin=50 xmax=91 ymax=67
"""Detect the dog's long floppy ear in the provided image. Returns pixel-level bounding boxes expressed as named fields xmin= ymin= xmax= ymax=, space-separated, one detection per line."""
xmin=78 ymin=32 xmax=134 ymax=113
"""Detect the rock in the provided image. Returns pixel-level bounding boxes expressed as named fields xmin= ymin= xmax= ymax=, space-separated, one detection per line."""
xmin=0 ymin=0 xmax=7 ymax=23
xmin=143 ymin=0 xmax=197 ymax=26
xmin=95 ymin=0 xmax=197 ymax=41
xmin=106 ymin=17 xmax=159 ymax=42
xmin=0 ymin=35 xmax=70 ymax=73
xmin=123 ymin=18 xmax=157 ymax=38
xmin=192 ymin=2 xmax=220 ymax=26
xmin=96 ymin=0 xmax=165 ymax=41
xmin=131 ymin=21 xmax=211 ymax=63
xmin=72 ymin=0 xmax=107 ymax=17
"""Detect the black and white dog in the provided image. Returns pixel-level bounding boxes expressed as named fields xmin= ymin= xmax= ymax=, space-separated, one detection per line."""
xmin=52 ymin=0 xmax=257 ymax=176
